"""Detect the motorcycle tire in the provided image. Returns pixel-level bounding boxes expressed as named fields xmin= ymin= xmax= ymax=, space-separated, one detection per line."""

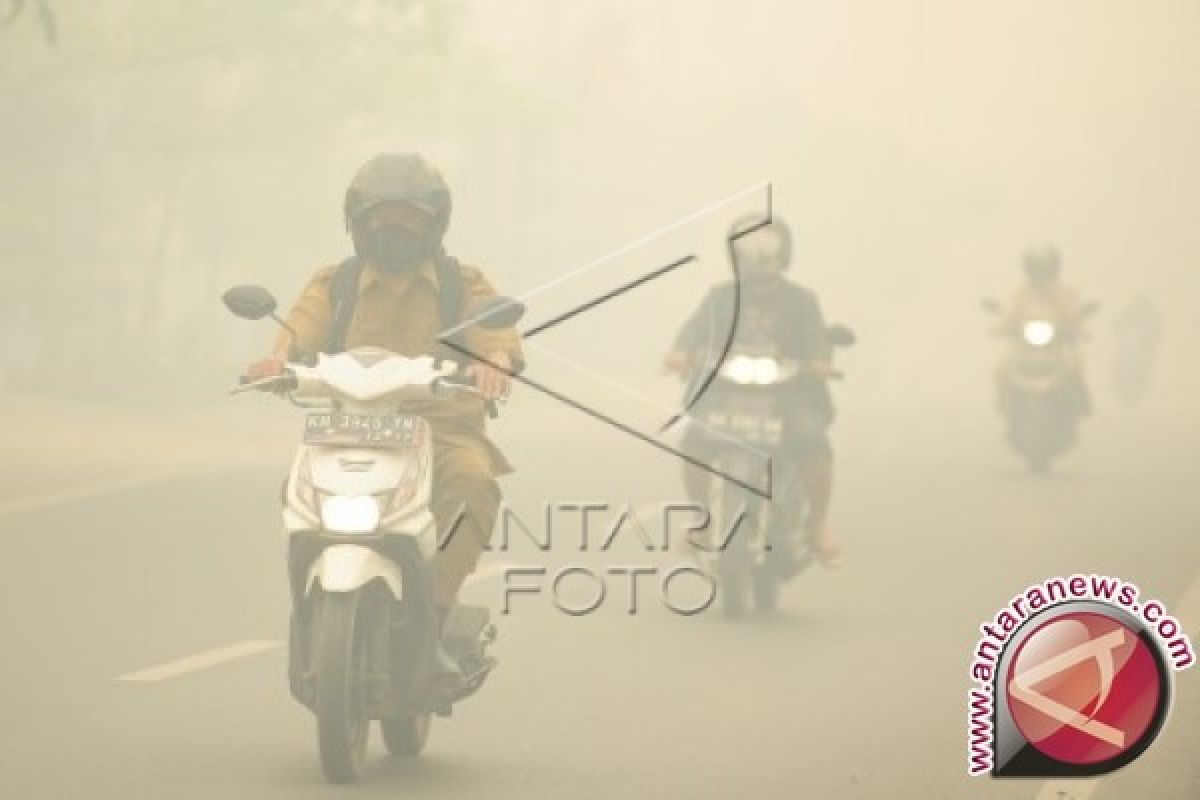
xmin=381 ymin=713 xmax=431 ymax=758
xmin=315 ymin=591 xmax=370 ymax=784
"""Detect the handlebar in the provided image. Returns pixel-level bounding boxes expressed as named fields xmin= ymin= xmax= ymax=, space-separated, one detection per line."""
xmin=432 ymin=376 xmax=501 ymax=418
xmin=232 ymin=366 xmax=503 ymax=417
xmin=231 ymin=373 xmax=297 ymax=395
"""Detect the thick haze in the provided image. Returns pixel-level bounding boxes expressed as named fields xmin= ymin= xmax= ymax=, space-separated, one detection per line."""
xmin=3 ymin=1 xmax=1198 ymax=418
xmin=2 ymin=4 xmax=1199 ymax=798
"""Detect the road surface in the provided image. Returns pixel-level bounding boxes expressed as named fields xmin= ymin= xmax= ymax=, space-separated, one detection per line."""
xmin=1 ymin=399 xmax=1196 ymax=799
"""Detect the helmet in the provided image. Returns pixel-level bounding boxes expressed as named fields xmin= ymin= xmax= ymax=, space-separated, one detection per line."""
xmin=1023 ymin=244 xmax=1062 ymax=283
xmin=344 ymin=153 xmax=452 ymax=238
xmin=728 ymin=213 xmax=792 ymax=278
xmin=344 ymin=154 xmax=452 ymax=271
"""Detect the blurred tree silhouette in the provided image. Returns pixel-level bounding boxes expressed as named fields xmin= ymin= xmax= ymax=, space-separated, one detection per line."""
xmin=1 ymin=0 xmax=57 ymax=46
xmin=0 ymin=0 xmax=523 ymax=402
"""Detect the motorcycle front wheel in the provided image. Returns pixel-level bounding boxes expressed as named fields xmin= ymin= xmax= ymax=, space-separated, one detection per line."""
xmin=314 ymin=591 xmax=371 ymax=784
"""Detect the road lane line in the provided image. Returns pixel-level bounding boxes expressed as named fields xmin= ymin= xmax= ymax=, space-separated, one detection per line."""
xmin=116 ymin=563 xmax=523 ymax=683
xmin=116 ymin=639 xmax=281 ymax=683
xmin=0 ymin=469 xmax=189 ymax=520
xmin=1033 ymin=569 xmax=1200 ymax=800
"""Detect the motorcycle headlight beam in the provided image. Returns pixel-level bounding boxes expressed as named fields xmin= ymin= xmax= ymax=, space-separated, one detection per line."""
xmin=752 ymin=357 xmax=781 ymax=385
xmin=1023 ymin=320 xmax=1056 ymax=347
xmin=721 ymin=355 xmax=759 ymax=385
xmin=320 ymin=495 xmax=382 ymax=534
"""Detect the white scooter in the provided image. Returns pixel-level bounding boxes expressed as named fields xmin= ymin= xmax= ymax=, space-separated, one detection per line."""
xmin=223 ymin=284 xmax=523 ymax=784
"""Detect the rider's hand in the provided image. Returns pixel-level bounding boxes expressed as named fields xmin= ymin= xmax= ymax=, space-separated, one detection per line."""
xmin=246 ymin=355 xmax=287 ymax=380
xmin=467 ymin=352 xmax=512 ymax=401
xmin=662 ymin=351 xmax=690 ymax=376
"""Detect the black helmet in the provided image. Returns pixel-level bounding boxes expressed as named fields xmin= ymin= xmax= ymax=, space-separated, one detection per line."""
xmin=727 ymin=213 xmax=792 ymax=277
xmin=344 ymin=153 xmax=452 ymax=238
xmin=1023 ymin=244 xmax=1062 ymax=283
xmin=344 ymin=154 xmax=452 ymax=272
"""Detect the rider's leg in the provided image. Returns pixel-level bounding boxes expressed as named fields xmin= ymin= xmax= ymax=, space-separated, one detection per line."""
xmin=681 ymin=460 xmax=711 ymax=506
xmin=429 ymin=442 xmax=502 ymax=609
xmin=678 ymin=429 xmax=717 ymax=552
xmin=798 ymin=442 xmax=842 ymax=567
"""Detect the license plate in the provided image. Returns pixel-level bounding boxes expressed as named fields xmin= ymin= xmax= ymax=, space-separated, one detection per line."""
xmin=304 ymin=413 xmax=418 ymax=447
xmin=703 ymin=412 xmax=783 ymax=444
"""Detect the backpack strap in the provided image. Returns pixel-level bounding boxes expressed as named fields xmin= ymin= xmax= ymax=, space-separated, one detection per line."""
xmin=433 ymin=254 xmax=467 ymax=360
xmin=434 ymin=256 xmax=500 ymax=418
xmin=326 ymin=256 xmax=365 ymax=353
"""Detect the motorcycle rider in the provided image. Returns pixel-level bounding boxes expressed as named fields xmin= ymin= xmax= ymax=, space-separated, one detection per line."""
xmin=995 ymin=244 xmax=1091 ymax=415
xmin=663 ymin=215 xmax=844 ymax=568
xmin=245 ymin=153 xmax=523 ymax=640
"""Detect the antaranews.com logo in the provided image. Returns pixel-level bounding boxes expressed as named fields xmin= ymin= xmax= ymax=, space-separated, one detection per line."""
xmin=967 ymin=574 xmax=1195 ymax=778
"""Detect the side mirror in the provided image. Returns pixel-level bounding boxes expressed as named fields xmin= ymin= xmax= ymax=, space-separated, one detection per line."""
xmin=222 ymin=285 xmax=278 ymax=321
xmin=827 ymin=323 xmax=856 ymax=348
xmin=980 ymin=297 xmax=1001 ymax=314
xmin=474 ymin=296 xmax=526 ymax=330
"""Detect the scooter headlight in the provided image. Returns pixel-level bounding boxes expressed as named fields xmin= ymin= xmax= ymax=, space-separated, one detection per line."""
xmin=752 ymin=357 xmax=781 ymax=384
xmin=721 ymin=355 xmax=757 ymax=384
xmin=1023 ymin=320 xmax=1056 ymax=347
xmin=320 ymin=495 xmax=382 ymax=534
xmin=721 ymin=355 xmax=783 ymax=385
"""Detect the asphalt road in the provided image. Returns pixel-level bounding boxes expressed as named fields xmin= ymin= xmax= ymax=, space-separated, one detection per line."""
xmin=1 ymin=399 xmax=1197 ymax=799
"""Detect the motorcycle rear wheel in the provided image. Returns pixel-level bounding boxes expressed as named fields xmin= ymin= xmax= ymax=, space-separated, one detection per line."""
xmin=753 ymin=569 xmax=779 ymax=613
xmin=381 ymin=713 xmax=432 ymax=757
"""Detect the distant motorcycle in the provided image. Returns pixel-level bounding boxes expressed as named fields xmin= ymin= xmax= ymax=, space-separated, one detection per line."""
xmin=681 ymin=324 xmax=854 ymax=618
xmin=223 ymin=284 xmax=522 ymax=784
xmin=983 ymin=297 xmax=1097 ymax=472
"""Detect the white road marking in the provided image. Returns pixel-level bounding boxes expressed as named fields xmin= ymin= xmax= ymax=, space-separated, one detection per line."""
xmin=0 ymin=470 xmax=186 ymax=520
xmin=115 ymin=561 xmax=525 ymax=683
xmin=116 ymin=639 xmax=281 ymax=683
xmin=1033 ymin=569 xmax=1200 ymax=800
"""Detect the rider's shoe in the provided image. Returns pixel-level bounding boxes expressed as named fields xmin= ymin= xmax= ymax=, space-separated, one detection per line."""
xmin=434 ymin=644 xmax=465 ymax=681
xmin=800 ymin=521 xmax=846 ymax=569
xmin=811 ymin=539 xmax=846 ymax=569
xmin=427 ymin=605 xmax=497 ymax=715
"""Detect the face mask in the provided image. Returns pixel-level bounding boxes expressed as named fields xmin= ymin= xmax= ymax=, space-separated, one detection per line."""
xmin=368 ymin=225 xmax=433 ymax=274
xmin=738 ymin=253 xmax=784 ymax=286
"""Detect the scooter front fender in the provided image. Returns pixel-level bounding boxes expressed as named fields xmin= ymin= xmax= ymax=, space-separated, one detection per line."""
xmin=305 ymin=544 xmax=403 ymax=598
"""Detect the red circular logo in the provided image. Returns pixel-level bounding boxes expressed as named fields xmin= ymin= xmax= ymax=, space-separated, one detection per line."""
xmin=1006 ymin=611 xmax=1165 ymax=765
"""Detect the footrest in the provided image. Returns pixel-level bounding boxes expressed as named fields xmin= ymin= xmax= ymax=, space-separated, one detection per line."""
xmin=441 ymin=604 xmax=493 ymax=658
xmin=425 ymin=655 xmax=497 ymax=716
